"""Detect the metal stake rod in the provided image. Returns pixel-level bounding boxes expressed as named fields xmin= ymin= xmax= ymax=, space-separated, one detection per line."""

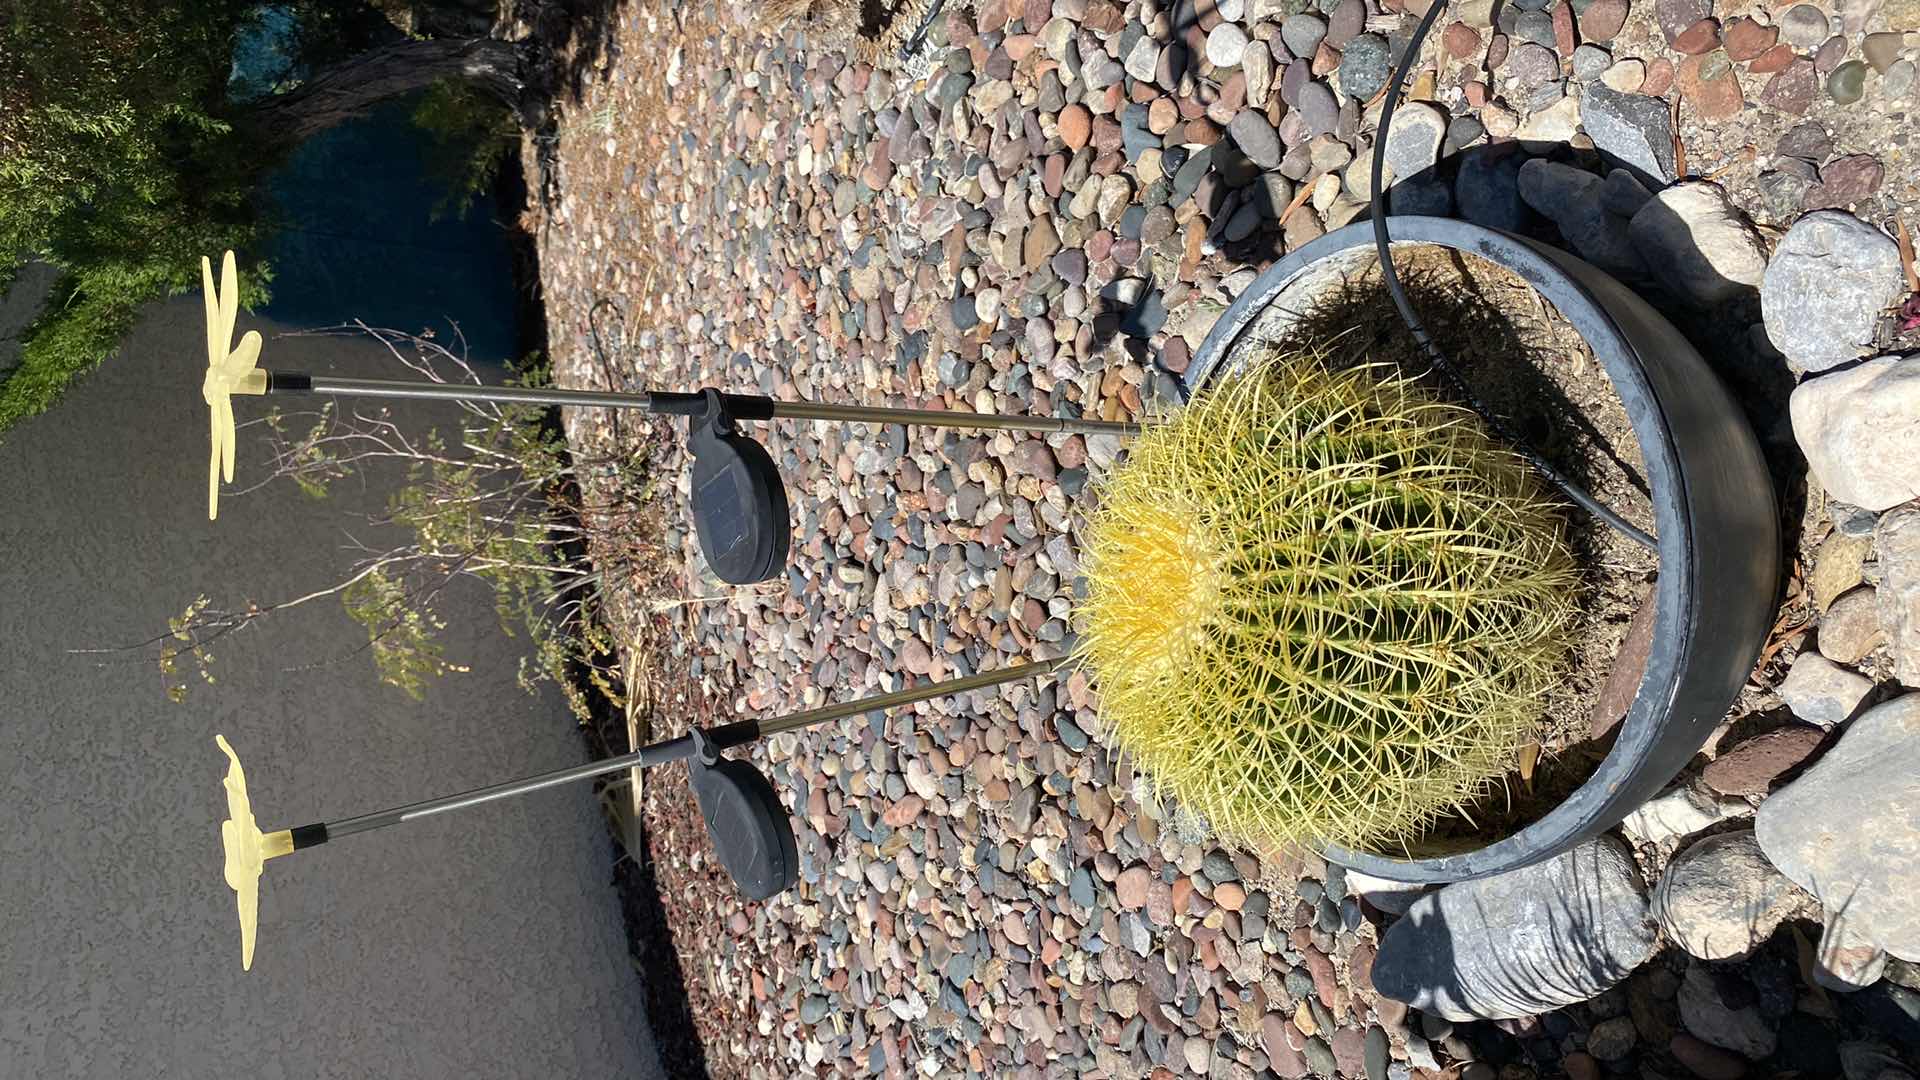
xmin=271 ymin=372 xmax=1141 ymax=437
xmin=305 ymin=657 xmax=1069 ymax=844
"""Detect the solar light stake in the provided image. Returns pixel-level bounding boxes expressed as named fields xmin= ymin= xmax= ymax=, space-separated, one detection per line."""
xmin=265 ymin=372 xmax=1142 ymax=438
xmin=200 ymin=249 xmax=1143 ymax=583
xmin=258 ymin=376 xmax=1142 ymax=583
xmin=323 ymin=655 xmax=1067 ymax=839
xmin=219 ymin=656 xmax=1069 ymax=968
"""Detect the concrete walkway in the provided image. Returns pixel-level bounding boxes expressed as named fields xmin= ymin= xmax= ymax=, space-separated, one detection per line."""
xmin=0 ymin=297 xmax=665 ymax=1077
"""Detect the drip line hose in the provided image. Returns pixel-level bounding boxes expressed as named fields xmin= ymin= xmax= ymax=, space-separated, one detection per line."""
xmin=587 ymin=297 xmax=628 ymax=442
xmin=901 ymin=0 xmax=953 ymax=59
xmin=1368 ymin=1 xmax=1659 ymax=553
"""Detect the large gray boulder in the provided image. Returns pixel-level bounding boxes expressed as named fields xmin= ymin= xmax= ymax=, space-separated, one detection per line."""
xmin=1790 ymin=354 xmax=1920 ymax=513
xmin=1455 ymin=148 xmax=1531 ymax=233
xmin=1762 ymin=211 xmax=1906 ymax=373
xmin=1757 ymin=695 xmax=1920 ymax=990
xmin=1370 ymin=836 xmax=1658 ymax=1021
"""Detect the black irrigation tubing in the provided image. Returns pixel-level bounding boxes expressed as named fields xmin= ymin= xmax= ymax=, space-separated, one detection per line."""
xmin=901 ymin=0 xmax=953 ymax=59
xmin=587 ymin=296 xmax=629 ymax=442
xmin=1368 ymin=0 xmax=1659 ymax=554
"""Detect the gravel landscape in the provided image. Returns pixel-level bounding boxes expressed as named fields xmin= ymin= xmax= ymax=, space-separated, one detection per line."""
xmin=516 ymin=0 xmax=1920 ymax=1074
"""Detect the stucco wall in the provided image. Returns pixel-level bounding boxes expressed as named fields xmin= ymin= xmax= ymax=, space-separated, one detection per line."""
xmin=0 ymin=297 xmax=662 ymax=1077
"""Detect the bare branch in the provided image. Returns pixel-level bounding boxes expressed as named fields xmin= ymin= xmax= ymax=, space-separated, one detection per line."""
xmin=91 ymin=322 xmax=662 ymax=716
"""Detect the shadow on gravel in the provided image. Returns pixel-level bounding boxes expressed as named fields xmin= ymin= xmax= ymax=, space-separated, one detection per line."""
xmin=574 ymin=687 xmax=713 ymax=1078
xmin=614 ymin=832 xmax=714 ymax=1080
xmin=517 ymin=0 xmax=625 ymax=105
xmin=510 ymin=0 xmax=627 ymax=208
xmin=503 ymin=116 xmax=708 ymax=1071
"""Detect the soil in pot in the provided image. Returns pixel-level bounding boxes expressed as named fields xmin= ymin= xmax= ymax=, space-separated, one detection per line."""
xmin=1254 ymin=244 xmax=1660 ymax=857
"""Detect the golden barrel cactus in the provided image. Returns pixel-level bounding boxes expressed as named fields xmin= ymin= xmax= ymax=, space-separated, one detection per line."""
xmin=1079 ymin=351 xmax=1579 ymax=854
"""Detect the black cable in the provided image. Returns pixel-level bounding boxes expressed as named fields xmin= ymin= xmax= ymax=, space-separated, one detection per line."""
xmin=900 ymin=0 xmax=952 ymax=60
xmin=1368 ymin=3 xmax=1658 ymax=553
xmin=587 ymin=296 xmax=628 ymax=444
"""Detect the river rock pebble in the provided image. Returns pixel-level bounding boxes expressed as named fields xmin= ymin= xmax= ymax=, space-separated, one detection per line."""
xmin=1762 ymin=58 xmax=1820 ymax=114
xmin=1602 ymin=57 xmax=1648 ymax=92
xmin=1372 ymin=105 xmax=1440 ymax=186
xmin=1829 ymin=59 xmax=1869 ymax=104
xmin=1723 ymin=17 xmax=1778 ymax=61
xmin=1208 ymin=22 xmax=1250 ymax=68
xmin=1781 ymin=5 xmax=1831 ymax=48
xmin=1304 ymin=1036 xmax=1338 ymax=1076
xmin=1864 ymin=32 xmax=1905 ymax=73
xmin=1573 ymin=44 xmax=1615 ymax=82
xmin=1228 ymin=110 xmax=1282 ymax=169
xmin=1371 ymin=836 xmax=1658 ymax=1021
xmin=1776 ymin=651 xmax=1874 ymax=726
xmin=1670 ymin=1033 xmax=1749 ymax=1079
xmin=1565 ymin=0 xmax=1616 ymax=39
xmin=1516 ymin=94 xmax=1584 ymax=143
xmin=1340 ymin=33 xmax=1394 ymax=100
xmin=1702 ymin=725 xmax=1829 ymax=797
xmin=1811 ymin=153 xmax=1888 ymax=209
xmin=1887 ymin=58 xmax=1919 ymax=99
xmin=1680 ymin=960 xmax=1780 ymax=1058
xmin=1819 ymin=587 xmax=1887 ymax=664
xmin=1283 ymin=14 xmax=1329 ymax=59
xmin=1584 ymin=1016 xmax=1637 ymax=1061
xmin=1508 ymin=41 xmax=1565 ymax=87
xmin=1297 ymin=81 xmax=1341 ymax=136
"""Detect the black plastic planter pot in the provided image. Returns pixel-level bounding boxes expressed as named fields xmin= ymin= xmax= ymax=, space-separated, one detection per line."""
xmin=1186 ymin=217 xmax=1779 ymax=884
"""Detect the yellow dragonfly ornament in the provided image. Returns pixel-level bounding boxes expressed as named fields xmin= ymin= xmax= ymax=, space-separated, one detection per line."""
xmin=200 ymin=251 xmax=265 ymax=520
xmin=215 ymin=735 xmax=294 ymax=970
